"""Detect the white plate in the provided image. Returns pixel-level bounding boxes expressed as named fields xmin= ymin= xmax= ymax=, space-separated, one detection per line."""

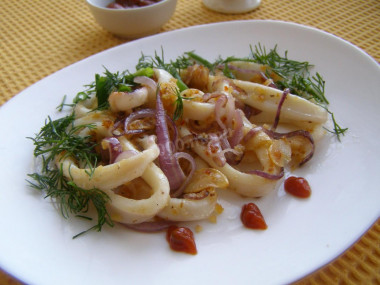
xmin=0 ymin=20 xmax=379 ymax=285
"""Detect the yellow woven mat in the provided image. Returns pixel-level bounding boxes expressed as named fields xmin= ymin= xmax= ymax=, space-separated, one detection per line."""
xmin=0 ymin=0 xmax=379 ymax=284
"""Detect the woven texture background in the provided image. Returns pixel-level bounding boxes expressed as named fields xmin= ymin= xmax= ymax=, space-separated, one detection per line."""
xmin=0 ymin=0 xmax=379 ymax=284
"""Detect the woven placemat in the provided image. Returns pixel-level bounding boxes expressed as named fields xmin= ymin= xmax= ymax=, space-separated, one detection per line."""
xmin=0 ymin=0 xmax=379 ymax=284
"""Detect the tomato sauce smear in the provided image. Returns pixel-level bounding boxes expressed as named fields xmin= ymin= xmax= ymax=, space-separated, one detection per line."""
xmin=166 ymin=226 xmax=197 ymax=255
xmin=284 ymin=176 xmax=311 ymax=198
xmin=240 ymin=203 xmax=267 ymax=230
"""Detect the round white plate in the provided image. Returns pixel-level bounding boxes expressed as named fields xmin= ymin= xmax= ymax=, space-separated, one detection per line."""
xmin=0 ymin=20 xmax=379 ymax=285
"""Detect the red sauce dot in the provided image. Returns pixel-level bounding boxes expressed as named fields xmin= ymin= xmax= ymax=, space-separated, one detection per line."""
xmin=240 ymin=203 xmax=267 ymax=230
xmin=166 ymin=226 xmax=197 ymax=255
xmin=284 ymin=176 xmax=311 ymax=198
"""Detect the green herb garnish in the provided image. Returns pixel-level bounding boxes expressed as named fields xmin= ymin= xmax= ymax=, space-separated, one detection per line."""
xmin=27 ymin=109 xmax=113 ymax=237
xmin=28 ymin=114 xmax=98 ymax=170
xmin=173 ymin=88 xmax=194 ymax=121
xmin=249 ymin=44 xmax=346 ymax=138
xmin=94 ymin=67 xmax=153 ymax=109
xmin=27 ymin=169 xmax=113 ymax=239
xmin=176 ymin=44 xmax=346 ymax=139
xmin=136 ymin=49 xmax=189 ymax=92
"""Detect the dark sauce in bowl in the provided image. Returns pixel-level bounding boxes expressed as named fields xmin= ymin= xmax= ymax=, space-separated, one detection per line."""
xmin=107 ymin=0 xmax=162 ymax=9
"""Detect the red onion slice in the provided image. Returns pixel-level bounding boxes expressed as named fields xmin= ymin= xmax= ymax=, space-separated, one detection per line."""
xmin=123 ymin=108 xmax=156 ymax=135
xmin=245 ymin=168 xmax=285 ymax=180
xmin=114 ymin=150 xmax=138 ymax=163
xmin=228 ymin=109 xmax=244 ymax=148
xmin=134 ymin=76 xmax=157 ymax=92
xmin=217 ymin=64 xmax=278 ymax=88
xmin=272 ymin=88 xmax=290 ymax=131
xmin=242 ymin=126 xmax=264 ymax=144
xmin=170 ymin=152 xmax=196 ymax=198
xmin=207 ymin=133 xmax=226 ymax=167
xmin=117 ymin=109 xmax=178 ymax=145
xmin=156 ymin=88 xmax=186 ymax=192
xmin=264 ymin=129 xmax=315 ymax=166
xmin=235 ymin=101 xmax=262 ymax=119
xmin=214 ymin=95 xmax=228 ymax=130
xmin=259 ymin=71 xmax=277 ymax=88
xmin=101 ymin=137 xmax=123 ymax=164
xmin=243 ymin=126 xmax=315 ymax=166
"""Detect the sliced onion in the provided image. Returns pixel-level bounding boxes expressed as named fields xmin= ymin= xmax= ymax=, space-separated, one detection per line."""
xmin=235 ymin=100 xmax=263 ymax=119
xmin=218 ymin=64 xmax=277 ymax=88
xmin=245 ymin=168 xmax=284 ymax=180
xmin=228 ymin=109 xmax=244 ymax=148
xmin=124 ymin=108 xmax=155 ymax=135
xmin=114 ymin=150 xmax=138 ymax=163
xmin=207 ymin=133 xmax=226 ymax=167
xmin=202 ymin=92 xmax=225 ymax=103
xmin=123 ymin=220 xmax=174 ymax=232
xmin=242 ymin=126 xmax=263 ymax=144
xmin=156 ymin=88 xmax=186 ymax=192
xmin=259 ymin=72 xmax=277 ymax=88
xmin=134 ymin=76 xmax=157 ymax=91
xmin=202 ymin=92 xmax=229 ymax=130
xmin=214 ymin=95 xmax=228 ymax=130
xmin=225 ymin=95 xmax=235 ymax=127
xmin=101 ymin=137 xmax=123 ymax=164
xmin=169 ymin=151 xmax=196 ymax=198
xmin=120 ymin=108 xmax=178 ymax=145
xmin=264 ymin=129 xmax=315 ymax=166
xmin=244 ymin=126 xmax=315 ymax=166
xmin=272 ymin=88 xmax=290 ymax=131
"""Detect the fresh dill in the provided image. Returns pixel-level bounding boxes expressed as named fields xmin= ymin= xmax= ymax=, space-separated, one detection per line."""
xmin=323 ymin=108 xmax=348 ymax=142
xmin=250 ymin=44 xmax=311 ymax=79
xmin=27 ymin=169 xmax=113 ymax=239
xmin=249 ymin=44 xmax=329 ymax=104
xmin=95 ymin=68 xmax=130 ymax=109
xmin=27 ymin=43 xmax=349 ymax=240
xmin=248 ymin=44 xmax=346 ymax=138
xmin=173 ymin=88 xmax=194 ymax=121
xmin=135 ymin=46 xmax=347 ymax=139
xmin=89 ymin=66 xmax=154 ymax=109
xmin=136 ymin=49 xmax=189 ymax=92
xmin=27 ymin=109 xmax=114 ymax=237
xmin=28 ymin=114 xmax=99 ymax=172
xmin=183 ymin=44 xmax=346 ymax=139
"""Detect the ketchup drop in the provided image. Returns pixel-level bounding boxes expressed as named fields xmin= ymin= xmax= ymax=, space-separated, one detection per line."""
xmin=284 ymin=176 xmax=311 ymax=198
xmin=240 ymin=202 xmax=267 ymax=230
xmin=166 ymin=226 xmax=197 ymax=255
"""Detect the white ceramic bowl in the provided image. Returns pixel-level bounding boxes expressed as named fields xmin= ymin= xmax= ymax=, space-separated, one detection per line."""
xmin=87 ymin=0 xmax=177 ymax=38
xmin=203 ymin=0 xmax=261 ymax=14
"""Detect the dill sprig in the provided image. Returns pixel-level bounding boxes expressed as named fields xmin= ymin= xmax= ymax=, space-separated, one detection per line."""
xmin=250 ymin=44 xmax=329 ymax=104
xmin=323 ymin=108 xmax=348 ymax=142
xmin=136 ymin=49 xmax=189 ymax=92
xmin=249 ymin=44 xmax=346 ymax=139
xmin=137 ymin=45 xmax=347 ymax=139
xmin=27 ymin=112 xmax=114 ymax=237
xmin=83 ymin=66 xmax=154 ymax=110
xmin=28 ymin=114 xmax=99 ymax=172
xmin=276 ymin=72 xmax=329 ymax=104
xmin=250 ymin=44 xmax=311 ymax=79
xmin=27 ymin=169 xmax=113 ymax=239
xmin=95 ymin=68 xmax=132 ymax=109
xmin=173 ymin=88 xmax=194 ymax=121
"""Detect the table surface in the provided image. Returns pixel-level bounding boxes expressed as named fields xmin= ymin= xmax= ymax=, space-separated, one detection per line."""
xmin=0 ymin=0 xmax=379 ymax=284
